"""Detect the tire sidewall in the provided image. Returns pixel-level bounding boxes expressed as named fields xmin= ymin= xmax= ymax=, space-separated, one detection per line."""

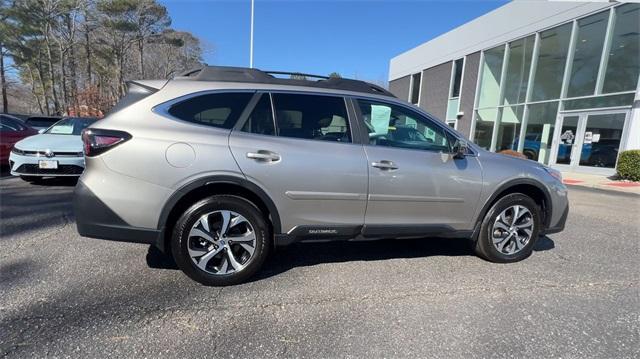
xmin=477 ymin=193 xmax=541 ymax=263
xmin=171 ymin=195 xmax=269 ymax=286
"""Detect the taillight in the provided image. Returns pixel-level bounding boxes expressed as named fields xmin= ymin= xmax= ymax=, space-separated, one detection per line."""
xmin=82 ymin=129 xmax=131 ymax=157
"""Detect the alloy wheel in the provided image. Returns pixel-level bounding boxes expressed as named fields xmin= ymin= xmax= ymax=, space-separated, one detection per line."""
xmin=491 ymin=205 xmax=534 ymax=255
xmin=187 ymin=210 xmax=257 ymax=275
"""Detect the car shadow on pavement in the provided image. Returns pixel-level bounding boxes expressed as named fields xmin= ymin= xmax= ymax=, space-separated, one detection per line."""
xmin=145 ymin=235 xmax=556 ymax=282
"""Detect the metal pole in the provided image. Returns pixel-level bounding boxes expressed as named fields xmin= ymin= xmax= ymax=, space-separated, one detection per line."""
xmin=249 ymin=0 xmax=254 ymax=68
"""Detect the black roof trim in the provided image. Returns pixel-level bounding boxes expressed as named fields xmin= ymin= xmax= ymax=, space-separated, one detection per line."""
xmin=175 ymin=66 xmax=395 ymax=98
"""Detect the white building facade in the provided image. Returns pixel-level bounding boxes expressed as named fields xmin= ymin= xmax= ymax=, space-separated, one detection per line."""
xmin=388 ymin=0 xmax=639 ymax=175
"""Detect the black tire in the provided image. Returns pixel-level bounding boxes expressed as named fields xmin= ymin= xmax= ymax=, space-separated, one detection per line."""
xmin=523 ymin=150 xmax=537 ymax=160
xmin=171 ymin=195 xmax=270 ymax=286
xmin=20 ymin=176 xmax=42 ymax=183
xmin=474 ymin=193 xmax=541 ymax=263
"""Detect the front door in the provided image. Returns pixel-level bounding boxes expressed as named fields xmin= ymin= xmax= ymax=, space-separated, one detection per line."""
xmin=552 ymin=110 xmax=629 ymax=173
xmin=353 ymin=98 xmax=484 ymax=234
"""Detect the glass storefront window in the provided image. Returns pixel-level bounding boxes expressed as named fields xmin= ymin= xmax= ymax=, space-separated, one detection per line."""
xmin=531 ymin=23 xmax=572 ymax=101
xmin=478 ymin=46 xmax=505 ymax=108
xmin=496 ymin=106 xmax=524 ymax=152
xmin=567 ymin=11 xmax=609 ymax=97
xmin=473 ymin=108 xmax=498 ymax=150
xmin=563 ymin=93 xmax=635 ymax=111
xmin=410 ymin=73 xmax=421 ymax=104
xmin=524 ymin=101 xmax=558 ymax=163
xmin=603 ymin=3 xmax=640 ymax=93
xmin=503 ymin=36 xmax=535 ymax=106
xmin=446 ymin=98 xmax=459 ymax=120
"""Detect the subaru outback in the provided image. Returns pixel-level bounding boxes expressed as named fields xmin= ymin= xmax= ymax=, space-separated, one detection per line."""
xmin=74 ymin=66 xmax=569 ymax=286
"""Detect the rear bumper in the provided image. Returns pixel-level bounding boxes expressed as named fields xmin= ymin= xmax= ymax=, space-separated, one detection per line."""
xmin=74 ymin=180 xmax=162 ymax=246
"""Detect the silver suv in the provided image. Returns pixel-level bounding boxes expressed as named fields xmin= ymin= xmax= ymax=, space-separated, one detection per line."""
xmin=74 ymin=66 xmax=569 ymax=286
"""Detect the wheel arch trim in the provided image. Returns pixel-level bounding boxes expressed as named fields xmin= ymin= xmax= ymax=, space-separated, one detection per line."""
xmin=474 ymin=178 xmax=553 ymax=233
xmin=157 ymin=175 xmax=282 ymax=234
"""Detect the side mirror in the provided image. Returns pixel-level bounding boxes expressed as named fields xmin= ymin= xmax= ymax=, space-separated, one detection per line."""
xmin=38 ymin=129 xmax=45 ymax=134
xmin=452 ymin=139 xmax=469 ymax=159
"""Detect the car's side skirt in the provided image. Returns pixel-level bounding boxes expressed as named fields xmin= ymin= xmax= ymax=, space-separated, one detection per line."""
xmin=275 ymin=224 xmax=474 ymax=246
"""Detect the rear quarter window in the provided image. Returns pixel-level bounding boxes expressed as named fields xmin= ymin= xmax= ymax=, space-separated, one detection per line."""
xmin=168 ymin=92 xmax=254 ymax=129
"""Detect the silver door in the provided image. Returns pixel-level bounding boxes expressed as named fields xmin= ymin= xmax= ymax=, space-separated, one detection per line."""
xmin=355 ymin=99 xmax=484 ymax=230
xmin=229 ymin=93 xmax=368 ymax=233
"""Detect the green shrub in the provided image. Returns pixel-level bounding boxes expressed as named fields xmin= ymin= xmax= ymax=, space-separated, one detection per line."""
xmin=616 ymin=150 xmax=640 ymax=181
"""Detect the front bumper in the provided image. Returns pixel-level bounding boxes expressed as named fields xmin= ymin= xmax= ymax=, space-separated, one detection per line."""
xmin=542 ymin=200 xmax=569 ymax=235
xmin=74 ymin=180 xmax=162 ymax=247
xmin=9 ymin=152 xmax=85 ymax=177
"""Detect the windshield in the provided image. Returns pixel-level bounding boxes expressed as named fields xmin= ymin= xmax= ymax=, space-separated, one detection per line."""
xmin=45 ymin=118 xmax=97 ymax=135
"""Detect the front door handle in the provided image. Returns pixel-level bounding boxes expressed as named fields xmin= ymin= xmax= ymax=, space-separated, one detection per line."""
xmin=372 ymin=160 xmax=398 ymax=170
xmin=247 ymin=150 xmax=280 ymax=162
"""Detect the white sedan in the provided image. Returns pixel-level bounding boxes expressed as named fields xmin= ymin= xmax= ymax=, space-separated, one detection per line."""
xmin=9 ymin=117 xmax=97 ymax=181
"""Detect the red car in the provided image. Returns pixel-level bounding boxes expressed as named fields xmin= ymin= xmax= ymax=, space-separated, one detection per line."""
xmin=0 ymin=114 xmax=38 ymax=164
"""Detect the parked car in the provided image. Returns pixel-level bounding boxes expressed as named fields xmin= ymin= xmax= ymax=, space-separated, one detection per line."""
xmin=9 ymin=117 xmax=97 ymax=180
xmin=74 ymin=66 xmax=569 ymax=286
xmin=24 ymin=116 xmax=62 ymax=130
xmin=0 ymin=114 xmax=38 ymax=164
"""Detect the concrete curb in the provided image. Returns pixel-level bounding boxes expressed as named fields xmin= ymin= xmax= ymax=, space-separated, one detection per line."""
xmin=565 ymin=183 xmax=640 ymax=197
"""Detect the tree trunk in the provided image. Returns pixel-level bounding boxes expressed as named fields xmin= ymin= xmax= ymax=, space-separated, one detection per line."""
xmin=0 ymin=45 xmax=8 ymax=113
xmin=84 ymin=28 xmax=92 ymax=85
xmin=138 ymin=38 xmax=145 ymax=78
xmin=27 ymin=65 xmax=44 ymax=114
xmin=36 ymin=63 xmax=50 ymax=115
xmin=44 ymin=25 xmax=61 ymax=114
xmin=59 ymin=42 xmax=69 ymax=114
xmin=66 ymin=14 xmax=79 ymax=115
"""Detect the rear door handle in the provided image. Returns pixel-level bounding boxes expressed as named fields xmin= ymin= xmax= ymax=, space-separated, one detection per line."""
xmin=371 ymin=160 xmax=398 ymax=170
xmin=246 ymin=151 xmax=280 ymax=162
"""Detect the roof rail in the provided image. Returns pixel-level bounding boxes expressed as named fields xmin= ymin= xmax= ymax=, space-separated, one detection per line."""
xmin=174 ymin=66 xmax=395 ymax=98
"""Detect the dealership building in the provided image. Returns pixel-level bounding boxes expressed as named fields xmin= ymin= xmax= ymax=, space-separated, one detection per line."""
xmin=388 ymin=0 xmax=639 ymax=174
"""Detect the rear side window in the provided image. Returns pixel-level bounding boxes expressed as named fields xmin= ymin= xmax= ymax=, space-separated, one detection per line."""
xmin=271 ymin=93 xmax=350 ymax=143
xmin=169 ymin=92 xmax=253 ymax=129
xmin=0 ymin=116 xmax=27 ymax=131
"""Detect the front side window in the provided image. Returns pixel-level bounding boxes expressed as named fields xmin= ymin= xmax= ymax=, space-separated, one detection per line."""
xmin=357 ymin=99 xmax=451 ymax=152
xmin=271 ymin=93 xmax=351 ymax=143
xmin=168 ymin=92 xmax=253 ymax=129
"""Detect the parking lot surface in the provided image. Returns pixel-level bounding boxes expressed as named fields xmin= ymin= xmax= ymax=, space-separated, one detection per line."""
xmin=1 ymin=176 xmax=638 ymax=358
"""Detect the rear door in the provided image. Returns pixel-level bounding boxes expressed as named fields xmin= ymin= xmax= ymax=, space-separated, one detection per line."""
xmin=353 ymin=98 xmax=483 ymax=234
xmin=229 ymin=92 xmax=368 ymax=236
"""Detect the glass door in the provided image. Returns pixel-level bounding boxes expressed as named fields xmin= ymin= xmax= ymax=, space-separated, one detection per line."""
xmin=552 ymin=110 xmax=629 ymax=172
xmin=555 ymin=115 xmax=579 ymax=165
xmin=578 ymin=113 xmax=626 ymax=169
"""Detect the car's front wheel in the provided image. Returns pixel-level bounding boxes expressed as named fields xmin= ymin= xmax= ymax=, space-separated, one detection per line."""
xmin=474 ymin=193 xmax=541 ymax=263
xmin=171 ymin=195 xmax=269 ymax=286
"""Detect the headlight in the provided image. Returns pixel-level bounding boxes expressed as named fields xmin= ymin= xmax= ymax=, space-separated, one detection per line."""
xmin=542 ymin=166 xmax=563 ymax=183
xmin=11 ymin=147 xmax=25 ymax=155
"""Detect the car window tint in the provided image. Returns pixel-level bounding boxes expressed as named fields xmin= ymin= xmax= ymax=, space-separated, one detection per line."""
xmin=271 ymin=93 xmax=350 ymax=143
xmin=0 ymin=116 xmax=25 ymax=131
xmin=357 ymin=99 xmax=450 ymax=152
xmin=241 ymin=93 xmax=275 ymax=135
xmin=168 ymin=92 xmax=253 ymax=129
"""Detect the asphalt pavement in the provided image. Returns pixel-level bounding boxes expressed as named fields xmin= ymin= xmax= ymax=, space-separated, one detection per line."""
xmin=1 ymin=175 xmax=638 ymax=358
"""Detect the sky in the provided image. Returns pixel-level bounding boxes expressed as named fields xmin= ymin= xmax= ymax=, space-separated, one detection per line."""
xmin=162 ymin=0 xmax=508 ymax=83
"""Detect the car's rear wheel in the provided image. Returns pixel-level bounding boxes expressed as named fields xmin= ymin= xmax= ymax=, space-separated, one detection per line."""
xmin=474 ymin=193 xmax=541 ymax=263
xmin=171 ymin=195 xmax=269 ymax=286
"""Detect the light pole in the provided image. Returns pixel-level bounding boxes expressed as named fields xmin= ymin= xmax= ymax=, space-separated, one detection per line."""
xmin=249 ymin=0 xmax=254 ymax=68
